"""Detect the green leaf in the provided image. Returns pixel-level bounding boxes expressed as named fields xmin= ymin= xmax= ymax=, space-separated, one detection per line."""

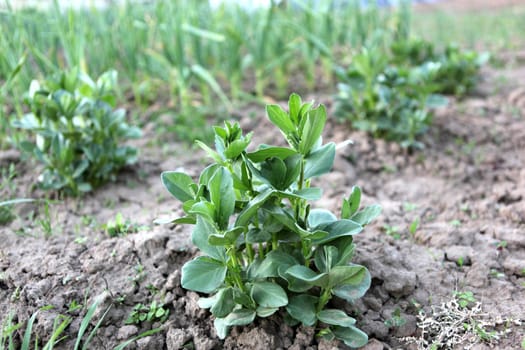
xmin=224 ymin=137 xmax=251 ymax=160
xmin=286 ymin=295 xmax=318 ymax=326
xmin=189 ymin=201 xmax=216 ymax=222
xmin=255 ymin=250 xmax=299 ymax=278
xmin=208 ymin=167 xmax=235 ymax=229
xmin=251 ymin=282 xmax=288 ymax=308
xmin=279 ymin=188 xmax=322 ymax=201
xmin=211 ymin=287 xmax=236 ymax=318
xmin=317 ymin=309 xmax=356 ymax=327
xmin=245 ymin=228 xmax=271 ymax=244
xmin=208 ymin=226 xmax=244 ymax=246
xmin=285 ymin=265 xmax=328 ymax=287
xmin=333 ymin=266 xmax=371 ymax=302
xmin=299 ymin=105 xmax=327 ymax=155
xmin=223 ymin=309 xmax=256 ymax=327
xmin=259 ymin=157 xmax=287 ymax=189
xmin=247 ymin=146 xmax=298 ymax=163
xmin=308 ymin=209 xmax=337 ymax=228
xmin=312 ymin=220 xmax=363 ymax=245
xmin=192 ymin=217 xmax=226 ymax=261
xmin=235 ymin=188 xmax=274 ymax=227
xmin=342 ymin=186 xmax=361 ymax=219
xmin=350 ymin=205 xmax=381 ymax=226
xmin=161 ymin=172 xmax=196 ymax=203
xmin=266 ymin=104 xmax=295 ymax=134
xmin=195 ymin=140 xmax=223 ymax=164
xmin=288 ymin=93 xmax=302 ymax=125
xmin=304 ymin=142 xmax=335 ymax=179
xmin=314 ymin=246 xmax=339 ymax=272
xmin=256 ymin=306 xmax=278 ymax=318
xmin=181 ymin=257 xmax=227 ymax=293
xmin=332 ymin=326 xmax=368 ymax=348
xmin=214 ymin=317 xmax=230 ymax=339
xmin=328 ymin=265 xmax=368 ymax=288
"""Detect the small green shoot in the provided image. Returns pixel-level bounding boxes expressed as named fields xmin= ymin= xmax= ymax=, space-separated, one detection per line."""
xmin=409 ymin=218 xmax=420 ymax=236
xmin=125 ymin=301 xmax=169 ymax=325
xmin=454 ymin=291 xmax=476 ymax=309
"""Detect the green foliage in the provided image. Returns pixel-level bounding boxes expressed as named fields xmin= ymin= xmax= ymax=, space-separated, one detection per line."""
xmin=335 ymin=38 xmax=488 ymax=147
xmin=335 ymin=48 xmax=447 ymax=148
xmin=104 ymin=213 xmax=142 ymax=237
xmin=391 ymin=39 xmax=489 ymax=96
xmin=125 ymin=301 xmax=169 ymax=325
xmin=12 ymin=68 xmax=141 ymax=196
xmin=454 ymin=291 xmax=476 ymax=309
xmin=161 ymin=94 xmax=380 ymax=347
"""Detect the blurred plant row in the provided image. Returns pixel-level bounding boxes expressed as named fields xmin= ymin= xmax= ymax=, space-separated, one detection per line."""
xmin=0 ymin=0 xmax=490 ymax=198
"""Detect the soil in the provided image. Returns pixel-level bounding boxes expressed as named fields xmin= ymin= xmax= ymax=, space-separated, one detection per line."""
xmin=2 ymin=29 xmax=525 ymax=350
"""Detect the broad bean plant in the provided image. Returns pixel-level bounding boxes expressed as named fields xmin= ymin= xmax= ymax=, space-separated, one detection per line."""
xmin=13 ymin=69 xmax=141 ymax=195
xmin=161 ymin=94 xmax=380 ymax=347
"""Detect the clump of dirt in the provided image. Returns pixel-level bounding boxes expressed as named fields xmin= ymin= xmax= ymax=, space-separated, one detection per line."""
xmin=1 ymin=62 xmax=525 ymax=349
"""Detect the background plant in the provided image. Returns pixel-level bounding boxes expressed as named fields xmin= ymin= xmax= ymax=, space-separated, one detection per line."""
xmin=12 ymin=68 xmax=142 ymax=196
xmin=334 ymin=48 xmax=447 ymax=148
xmin=390 ymin=39 xmax=490 ymax=96
xmin=160 ymin=94 xmax=380 ymax=346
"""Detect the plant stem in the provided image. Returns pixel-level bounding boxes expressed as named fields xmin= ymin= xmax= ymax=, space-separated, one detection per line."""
xmin=317 ymin=288 xmax=332 ymax=312
xmin=246 ymin=244 xmax=254 ymax=263
xmin=228 ymin=246 xmax=246 ymax=292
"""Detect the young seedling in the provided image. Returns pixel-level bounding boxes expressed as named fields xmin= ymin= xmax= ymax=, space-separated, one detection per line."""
xmin=104 ymin=213 xmax=142 ymax=237
xmin=125 ymin=301 xmax=169 ymax=325
xmin=160 ymin=94 xmax=380 ymax=347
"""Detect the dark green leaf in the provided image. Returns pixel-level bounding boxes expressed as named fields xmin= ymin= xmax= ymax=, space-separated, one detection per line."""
xmin=208 ymin=227 xmax=244 ymax=246
xmin=192 ymin=217 xmax=226 ymax=261
xmin=211 ymin=287 xmax=236 ymax=318
xmin=251 ymin=282 xmax=288 ymax=308
xmin=312 ymin=220 xmax=362 ymax=244
xmin=328 ymin=264 xmax=368 ymax=289
xmin=314 ymin=246 xmax=339 ymax=272
xmin=304 ymin=142 xmax=335 ymax=179
xmin=245 ymin=228 xmax=271 ymax=244
xmin=286 ymin=295 xmax=318 ymax=326
xmin=247 ymin=146 xmax=298 ymax=163
xmin=285 ymin=265 xmax=328 ymax=287
xmin=333 ymin=266 xmax=371 ymax=302
xmin=181 ymin=257 xmax=227 ymax=293
xmin=317 ymin=309 xmax=356 ymax=327
xmin=255 ymin=250 xmax=298 ymax=278
xmin=332 ymin=326 xmax=368 ymax=348
xmin=235 ymin=189 xmax=274 ymax=227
